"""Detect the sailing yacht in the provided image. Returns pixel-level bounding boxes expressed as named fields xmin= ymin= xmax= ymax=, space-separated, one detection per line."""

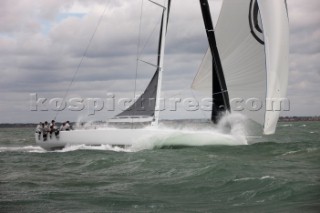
xmin=35 ymin=0 xmax=289 ymax=151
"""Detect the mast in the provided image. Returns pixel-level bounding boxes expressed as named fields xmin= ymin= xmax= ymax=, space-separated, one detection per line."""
xmin=113 ymin=0 xmax=170 ymax=124
xmin=199 ymin=0 xmax=230 ymax=123
xmin=151 ymin=0 xmax=171 ymax=126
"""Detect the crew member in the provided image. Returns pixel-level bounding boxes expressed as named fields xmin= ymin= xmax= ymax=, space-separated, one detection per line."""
xmin=35 ymin=122 xmax=43 ymax=140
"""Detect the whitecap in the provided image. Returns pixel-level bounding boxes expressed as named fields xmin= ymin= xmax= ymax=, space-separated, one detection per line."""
xmin=233 ymin=177 xmax=255 ymax=182
xmin=280 ymin=124 xmax=292 ymax=127
xmin=260 ymin=176 xmax=275 ymax=180
xmin=56 ymin=144 xmax=133 ymax=153
xmin=129 ymin=113 xmax=249 ymax=151
xmin=282 ymin=150 xmax=300 ymax=156
xmin=0 ymin=146 xmax=46 ymax=153
xmin=233 ymin=176 xmax=275 ymax=182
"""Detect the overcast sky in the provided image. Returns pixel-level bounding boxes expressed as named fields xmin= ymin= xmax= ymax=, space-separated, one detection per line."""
xmin=0 ymin=0 xmax=319 ymax=123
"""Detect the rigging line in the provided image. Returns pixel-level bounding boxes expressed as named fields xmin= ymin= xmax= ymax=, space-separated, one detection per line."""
xmin=137 ymin=0 xmax=165 ymax=58
xmin=54 ymin=3 xmax=109 ymax=121
xmin=163 ymin=89 xmax=186 ymax=99
xmin=131 ymin=0 xmax=145 ymax=127
xmin=165 ymin=79 xmax=199 ymax=99
xmin=137 ymin=15 xmax=162 ymax=59
xmin=191 ymin=90 xmax=208 ymax=120
xmin=164 ymin=88 xmax=208 ymax=120
xmin=213 ymin=90 xmax=228 ymax=95
xmin=165 ymin=89 xmax=229 ymax=99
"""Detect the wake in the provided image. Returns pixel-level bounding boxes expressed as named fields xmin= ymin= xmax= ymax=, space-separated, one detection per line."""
xmin=0 ymin=146 xmax=47 ymax=153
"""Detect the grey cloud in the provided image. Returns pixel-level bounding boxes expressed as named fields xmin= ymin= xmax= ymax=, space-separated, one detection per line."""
xmin=0 ymin=0 xmax=319 ymax=123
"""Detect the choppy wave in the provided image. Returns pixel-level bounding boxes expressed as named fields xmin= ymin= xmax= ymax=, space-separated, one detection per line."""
xmin=58 ymin=144 xmax=133 ymax=153
xmin=233 ymin=176 xmax=275 ymax=182
xmin=129 ymin=128 xmax=247 ymax=151
xmin=0 ymin=146 xmax=46 ymax=153
xmin=282 ymin=147 xmax=318 ymax=156
xmin=0 ymin=144 xmax=133 ymax=153
xmin=1 ymin=121 xmax=319 ymax=212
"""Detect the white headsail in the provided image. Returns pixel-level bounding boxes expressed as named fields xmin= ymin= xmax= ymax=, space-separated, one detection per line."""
xmin=192 ymin=0 xmax=289 ymax=135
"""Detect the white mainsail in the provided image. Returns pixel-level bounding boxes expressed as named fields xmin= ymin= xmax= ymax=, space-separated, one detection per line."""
xmin=192 ymin=0 xmax=289 ymax=135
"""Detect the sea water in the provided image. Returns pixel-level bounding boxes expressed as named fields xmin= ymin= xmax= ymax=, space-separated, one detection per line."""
xmin=0 ymin=121 xmax=319 ymax=212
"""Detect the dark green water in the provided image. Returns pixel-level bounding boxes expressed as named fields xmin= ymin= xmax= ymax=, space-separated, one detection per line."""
xmin=0 ymin=122 xmax=319 ymax=212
